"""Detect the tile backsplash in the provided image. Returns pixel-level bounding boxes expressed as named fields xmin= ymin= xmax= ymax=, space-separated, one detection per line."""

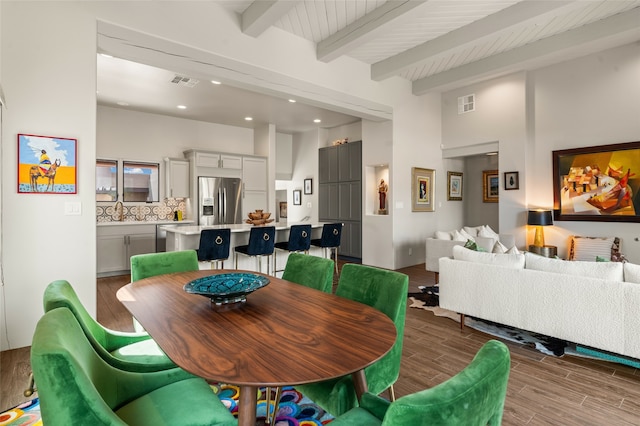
xmin=96 ymin=198 xmax=187 ymax=223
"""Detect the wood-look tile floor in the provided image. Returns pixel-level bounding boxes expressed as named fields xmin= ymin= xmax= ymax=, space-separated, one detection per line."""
xmin=2 ymin=261 xmax=640 ymax=425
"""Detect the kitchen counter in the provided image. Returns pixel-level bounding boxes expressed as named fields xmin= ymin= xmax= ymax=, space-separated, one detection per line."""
xmin=97 ymin=220 xmax=194 ymax=227
xmin=162 ymin=222 xmax=330 ymax=273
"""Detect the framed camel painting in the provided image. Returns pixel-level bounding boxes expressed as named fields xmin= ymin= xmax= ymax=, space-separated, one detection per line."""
xmin=18 ymin=134 xmax=77 ymax=194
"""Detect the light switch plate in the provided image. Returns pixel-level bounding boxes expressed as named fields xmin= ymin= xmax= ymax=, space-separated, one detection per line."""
xmin=64 ymin=202 xmax=82 ymax=215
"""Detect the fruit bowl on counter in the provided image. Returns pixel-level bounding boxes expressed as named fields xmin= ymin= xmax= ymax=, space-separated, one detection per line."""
xmin=245 ymin=209 xmax=274 ymax=226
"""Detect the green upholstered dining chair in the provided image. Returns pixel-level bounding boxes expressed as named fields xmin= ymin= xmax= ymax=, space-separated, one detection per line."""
xmin=130 ymin=249 xmax=200 ymax=282
xmin=43 ymin=279 xmax=175 ymax=373
xmin=130 ymin=249 xmax=200 ymax=331
xmin=281 ymin=252 xmax=334 ymax=293
xmin=31 ymin=307 xmax=238 ymax=426
xmin=295 ymin=263 xmax=409 ymax=417
xmin=329 ymin=340 xmax=511 ymax=426
xmin=266 ymin=252 xmax=335 ymax=422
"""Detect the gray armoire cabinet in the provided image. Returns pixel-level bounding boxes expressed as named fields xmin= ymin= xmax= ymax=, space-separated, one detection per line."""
xmin=318 ymin=141 xmax=362 ymax=258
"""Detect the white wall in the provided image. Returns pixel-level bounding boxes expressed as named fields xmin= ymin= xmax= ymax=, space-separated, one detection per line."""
xmin=463 ymin=155 xmax=499 ymax=231
xmin=98 ymin=106 xmax=254 ymax=160
xmin=326 ymin=122 xmax=362 ymax=148
xmin=290 ymin=129 xmax=323 ymax=223
xmin=528 ymin=42 xmax=640 ymax=262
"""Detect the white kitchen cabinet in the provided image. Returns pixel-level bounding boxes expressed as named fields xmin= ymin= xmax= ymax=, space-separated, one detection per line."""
xmin=165 ymin=158 xmax=189 ymax=198
xmin=97 ymin=224 xmax=156 ymax=276
xmin=242 ymin=157 xmax=267 ymax=191
xmin=220 ymin=154 xmax=242 ymax=169
xmin=195 ymin=152 xmax=220 ymax=168
xmin=242 ymin=156 xmax=268 ymax=217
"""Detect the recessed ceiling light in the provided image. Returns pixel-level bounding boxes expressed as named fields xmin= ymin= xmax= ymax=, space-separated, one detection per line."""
xmin=177 ymin=105 xmax=187 ymax=109
xmin=100 ymin=53 xmax=113 ymax=58
xmin=486 ymin=152 xmax=498 ymax=156
xmin=288 ymin=99 xmax=296 ymax=103
xmin=313 ymin=119 xmax=321 ymax=123
xmin=211 ymin=80 xmax=221 ymax=85
xmin=245 ymin=117 xmax=253 ymax=121
xmin=116 ymin=101 xmax=129 ymax=106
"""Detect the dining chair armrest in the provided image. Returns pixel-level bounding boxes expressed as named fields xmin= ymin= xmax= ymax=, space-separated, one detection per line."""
xmin=103 ymin=328 xmax=151 ymax=351
xmin=359 ymin=392 xmax=391 ymax=420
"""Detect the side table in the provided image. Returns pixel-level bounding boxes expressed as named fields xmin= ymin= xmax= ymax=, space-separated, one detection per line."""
xmin=528 ymin=245 xmax=558 ymax=258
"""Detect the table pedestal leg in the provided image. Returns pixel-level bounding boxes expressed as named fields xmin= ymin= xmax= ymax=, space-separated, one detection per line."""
xmin=352 ymin=370 xmax=368 ymax=400
xmin=238 ymin=385 xmax=257 ymax=426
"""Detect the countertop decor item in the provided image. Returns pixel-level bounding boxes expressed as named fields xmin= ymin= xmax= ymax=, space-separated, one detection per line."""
xmin=184 ymin=272 xmax=270 ymax=306
xmin=245 ymin=209 xmax=274 ymax=226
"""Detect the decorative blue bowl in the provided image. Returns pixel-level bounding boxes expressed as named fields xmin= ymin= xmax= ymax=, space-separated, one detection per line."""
xmin=184 ymin=273 xmax=270 ymax=306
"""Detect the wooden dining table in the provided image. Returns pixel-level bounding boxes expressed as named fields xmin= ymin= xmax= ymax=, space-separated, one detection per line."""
xmin=116 ymin=269 xmax=397 ymax=426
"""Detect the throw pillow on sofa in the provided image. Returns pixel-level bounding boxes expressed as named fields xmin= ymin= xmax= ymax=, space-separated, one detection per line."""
xmin=478 ymin=225 xmax=500 ymax=241
xmin=525 ymin=252 xmax=624 ymax=281
xmin=567 ymin=235 xmax=618 ymax=261
xmin=463 ymin=225 xmax=484 ymax=237
xmin=434 ymin=230 xmax=453 ymax=240
xmin=464 ymin=239 xmax=486 ymax=252
xmin=453 ymin=245 xmax=524 ymax=269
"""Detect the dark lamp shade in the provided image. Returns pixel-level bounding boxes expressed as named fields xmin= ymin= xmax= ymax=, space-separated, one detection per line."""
xmin=527 ymin=210 xmax=553 ymax=226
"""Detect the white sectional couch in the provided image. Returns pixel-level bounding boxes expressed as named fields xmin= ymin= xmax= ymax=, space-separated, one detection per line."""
xmin=439 ymin=246 xmax=640 ymax=359
xmin=425 ymin=225 xmax=515 ymax=279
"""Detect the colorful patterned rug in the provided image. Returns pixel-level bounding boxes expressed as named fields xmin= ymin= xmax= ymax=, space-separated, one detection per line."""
xmin=0 ymin=385 xmax=333 ymax=426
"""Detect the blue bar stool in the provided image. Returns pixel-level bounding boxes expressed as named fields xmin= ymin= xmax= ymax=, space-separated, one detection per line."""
xmin=273 ymin=224 xmax=312 ymax=274
xmin=234 ymin=226 xmax=276 ymax=275
xmin=311 ymin=223 xmax=342 ymax=274
xmin=196 ymin=228 xmax=231 ymax=269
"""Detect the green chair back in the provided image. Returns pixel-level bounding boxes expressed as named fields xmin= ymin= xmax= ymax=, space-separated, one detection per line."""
xmin=282 ymin=253 xmax=334 ymax=293
xmin=43 ymin=279 xmax=175 ymax=372
xmin=330 ymin=340 xmax=511 ymax=426
xmin=130 ymin=250 xmax=199 ymax=282
xmin=296 ymin=263 xmax=409 ymax=416
xmin=31 ymin=308 xmax=237 ymax=426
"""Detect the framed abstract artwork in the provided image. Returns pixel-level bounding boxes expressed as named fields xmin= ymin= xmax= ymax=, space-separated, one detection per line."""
xmin=483 ymin=170 xmax=499 ymax=203
xmin=553 ymin=141 xmax=640 ymax=222
xmin=304 ymin=178 xmax=312 ymax=195
xmin=447 ymin=171 xmax=463 ymax=201
xmin=18 ymin=133 xmax=77 ymax=194
xmin=411 ymin=167 xmax=435 ymax=212
xmin=293 ymin=189 xmax=301 ymax=205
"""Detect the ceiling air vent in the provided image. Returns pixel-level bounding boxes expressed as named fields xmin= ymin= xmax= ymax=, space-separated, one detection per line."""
xmin=170 ymin=75 xmax=199 ymax=88
xmin=458 ymin=94 xmax=475 ymax=114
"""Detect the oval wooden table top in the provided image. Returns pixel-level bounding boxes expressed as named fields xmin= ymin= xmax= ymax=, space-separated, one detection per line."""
xmin=116 ymin=269 xmax=397 ymax=387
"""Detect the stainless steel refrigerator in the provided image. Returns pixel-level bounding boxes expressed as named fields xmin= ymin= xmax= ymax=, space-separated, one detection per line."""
xmin=198 ymin=177 xmax=243 ymax=226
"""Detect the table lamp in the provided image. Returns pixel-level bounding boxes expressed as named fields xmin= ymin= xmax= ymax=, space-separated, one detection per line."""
xmin=527 ymin=210 xmax=553 ymax=247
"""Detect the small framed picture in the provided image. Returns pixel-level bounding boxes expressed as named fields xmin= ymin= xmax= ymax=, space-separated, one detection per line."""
xmin=504 ymin=171 xmax=519 ymax=190
xmin=304 ymin=178 xmax=312 ymax=195
xmin=447 ymin=171 xmax=463 ymax=201
xmin=482 ymin=170 xmax=499 ymax=203
xmin=293 ymin=190 xmax=301 ymax=205
xmin=411 ymin=167 xmax=435 ymax=212
xmin=279 ymin=201 xmax=288 ymax=218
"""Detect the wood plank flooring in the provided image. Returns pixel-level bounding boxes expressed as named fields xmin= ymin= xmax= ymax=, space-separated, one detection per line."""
xmin=2 ymin=261 xmax=640 ymax=425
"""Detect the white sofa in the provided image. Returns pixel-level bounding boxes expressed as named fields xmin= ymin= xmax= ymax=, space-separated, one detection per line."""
xmin=425 ymin=225 xmax=515 ymax=278
xmin=439 ymin=246 xmax=640 ymax=359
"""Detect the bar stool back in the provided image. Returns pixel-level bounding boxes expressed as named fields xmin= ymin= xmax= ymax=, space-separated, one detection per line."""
xmin=274 ymin=224 xmax=312 ymax=273
xmin=197 ymin=228 xmax=231 ymax=269
xmin=234 ymin=226 xmax=276 ymax=275
xmin=311 ymin=223 xmax=342 ymax=273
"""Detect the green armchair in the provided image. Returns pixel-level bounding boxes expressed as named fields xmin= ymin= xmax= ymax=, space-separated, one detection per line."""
xmin=295 ymin=264 xmax=409 ymax=416
xmin=130 ymin=249 xmax=200 ymax=282
xmin=31 ymin=307 xmax=237 ymax=426
xmin=330 ymin=340 xmax=511 ymax=425
xmin=281 ymin=252 xmax=334 ymax=293
xmin=129 ymin=250 xmax=200 ymax=331
xmin=43 ymin=279 xmax=175 ymax=373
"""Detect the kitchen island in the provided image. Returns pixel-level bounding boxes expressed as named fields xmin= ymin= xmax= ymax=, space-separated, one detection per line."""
xmin=161 ymin=222 xmax=329 ymax=273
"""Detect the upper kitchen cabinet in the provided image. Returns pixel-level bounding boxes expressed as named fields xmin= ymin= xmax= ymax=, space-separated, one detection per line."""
xmin=319 ymin=145 xmax=339 ymax=183
xmin=338 ymin=142 xmax=362 ymax=182
xmin=220 ymin=154 xmax=242 ymax=169
xmin=164 ymin=157 xmax=189 ymax=198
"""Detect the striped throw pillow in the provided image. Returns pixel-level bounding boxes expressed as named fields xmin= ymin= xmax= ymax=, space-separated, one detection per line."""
xmin=569 ymin=236 xmax=616 ymax=262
